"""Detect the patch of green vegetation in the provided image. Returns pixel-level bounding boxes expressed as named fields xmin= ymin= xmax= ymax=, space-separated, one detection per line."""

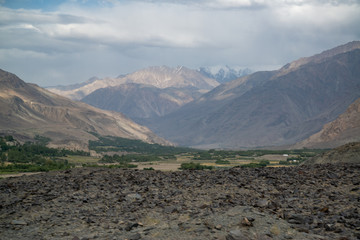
xmin=143 ymin=167 xmax=155 ymax=170
xmin=0 ymin=136 xmax=83 ymax=173
xmin=89 ymin=136 xmax=194 ymax=155
xmin=34 ymin=135 xmax=51 ymax=145
xmin=60 ymin=155 xmax=99 ymax=165
xmin=215 ymin=159 xmax=231 ymax=164
xmin=0 ymin=159 xmax=73 ymax=173
xmin=99 ymin=154 xmax=161 ymax=163
xmin=180 ymin=162 xmax=214 ymax=170
xmin=241 ymin=160 xmax=270 ymax=168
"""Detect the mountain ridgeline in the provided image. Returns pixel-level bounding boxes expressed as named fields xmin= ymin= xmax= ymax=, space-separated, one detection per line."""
xmin=197 ymin=65 xmax=252 ymax=83
xmin=0 ymin=69 xmax=170 ymax=150
xmin=37 ymin=41 xmax=360 ymax=149
xmin=146 ymin=41 xmax=360 ymax=149
xmin=49 ymin=66 xmax=221 ymax=120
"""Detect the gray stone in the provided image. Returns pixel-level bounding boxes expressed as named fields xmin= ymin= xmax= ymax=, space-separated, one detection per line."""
xmin=226 ymin=229 xmax=251 ymax=240
xmin=128 ymin=233 xmax=141 ymax=240
xmin=126 ymin=193 xmax=143 ymax=202
xmin=11 ymin=220 xmax=27 ymax=225
xmin=255 ymin=199 xmax=268 ymax=208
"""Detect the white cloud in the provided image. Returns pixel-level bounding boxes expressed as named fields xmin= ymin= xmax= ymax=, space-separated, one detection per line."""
xmin=0 ymin=0 xmax=359 ymax=85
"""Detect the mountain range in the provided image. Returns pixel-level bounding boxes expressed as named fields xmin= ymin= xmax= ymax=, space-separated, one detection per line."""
xmin=145 ymin=41 xmax=360 ymax=149
xmin=5 ymin=41 xmax=359 ymax=151
xmin=49 ymin=66 xmax=220 ymax=120
xmin=48 ymin=66 xmax=219 ymax=101
xmin=0 ymin=69 xmax=170 ymax=150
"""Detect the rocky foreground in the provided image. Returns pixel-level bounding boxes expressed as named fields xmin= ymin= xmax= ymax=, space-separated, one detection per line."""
xmin=0 ymin=164 xmax=359 ymax=240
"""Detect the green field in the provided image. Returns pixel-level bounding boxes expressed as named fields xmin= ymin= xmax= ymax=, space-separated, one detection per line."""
xmin=0 ymin=135 xmax=326 ymax=175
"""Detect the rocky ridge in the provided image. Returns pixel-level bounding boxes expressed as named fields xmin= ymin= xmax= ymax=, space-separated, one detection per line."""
xmin=304 ymin=142 xmax=360 ymax=165
xmin=48 ymin=66 xmax=219 ymax=101
xmin=0 ymin=69 xmax=170 ymax=150
xmin=1 ymin=164 xmax=359 ymax=239
xmin=295 ymin=98 xmax=360 ymax=149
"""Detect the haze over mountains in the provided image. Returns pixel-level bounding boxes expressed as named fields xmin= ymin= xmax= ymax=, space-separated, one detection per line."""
xmin=3 ymin=41 xmax=359 ymax=150
xmin=0 ymin=69 xmax=170 ymax=150
xmin=48 ymin=66 xmax=219 ymax=101
xmin=146 ymin=41 xmax=360 ymax=149
xmin=49 ymin=66 xmax=222 ymax=120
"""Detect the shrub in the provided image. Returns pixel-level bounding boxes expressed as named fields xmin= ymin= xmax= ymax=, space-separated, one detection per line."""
xmin=180 ymin=162 xmax=213 ymax=170
xmin=241 ymin=160 xmax=270 ymax=168
xmin=143 ymin=167 xmax=155 ymax=170
xmin=215 ymin=159 xmax=230 ymax=165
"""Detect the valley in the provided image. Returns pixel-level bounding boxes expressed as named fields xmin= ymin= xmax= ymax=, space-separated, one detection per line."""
xmin=1 ymin=2 xmax=359 ymax=239
xmin=46 ymin=41 xmax=360 ymax=150
xmin=0 ymin=134 xmax=323 ymax=177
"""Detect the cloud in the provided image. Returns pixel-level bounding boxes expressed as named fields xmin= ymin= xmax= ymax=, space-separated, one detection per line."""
xmin=0 ymin=0 xmax=359 ymax=86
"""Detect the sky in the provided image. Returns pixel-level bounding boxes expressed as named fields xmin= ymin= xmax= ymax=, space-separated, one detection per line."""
xmin=0 ymin=0 xmax=359 ymax=86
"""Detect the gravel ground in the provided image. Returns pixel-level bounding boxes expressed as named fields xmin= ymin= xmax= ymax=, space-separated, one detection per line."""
xmin=0 ymin=164 xmax=359 ymax=240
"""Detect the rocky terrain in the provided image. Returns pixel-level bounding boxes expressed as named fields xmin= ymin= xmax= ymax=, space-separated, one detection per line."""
xmin=295 ymin=98 xmax=360 ymax=149
xmin=304 ymin=142 xmax=360 ymax=165
xmin=1 ymin=164 xmax=359 ymax=240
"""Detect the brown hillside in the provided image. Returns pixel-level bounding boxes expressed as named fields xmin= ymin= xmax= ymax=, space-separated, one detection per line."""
xmin=304 ymin=142 xmax=360 ymax=164
xmin=295 ymin=98 xmax=360 ymax=149
xmin=0 ymin=69 xmax=170 ymax=150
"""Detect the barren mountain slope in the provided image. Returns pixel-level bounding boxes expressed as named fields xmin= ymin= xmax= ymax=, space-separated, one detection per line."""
xmin=147 ymin=41 xmax=360 ymax=149
xmin=295 ymin=98 xmax=360 ymax=149
xmin=81 ymin=83 xmax=203 ymax=120
xmin=0 ymin=69 xmax=170 ymax=150
xmin=303 ymin=142 xmax=360 ymax=164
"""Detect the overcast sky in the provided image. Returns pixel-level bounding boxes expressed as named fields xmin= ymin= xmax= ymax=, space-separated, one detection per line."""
xmin=0 ymin=0 xmax=359 ymax=86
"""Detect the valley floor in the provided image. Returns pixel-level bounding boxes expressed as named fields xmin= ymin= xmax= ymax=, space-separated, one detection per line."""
xmin=0 ymin=164 xmax=359 ymax=240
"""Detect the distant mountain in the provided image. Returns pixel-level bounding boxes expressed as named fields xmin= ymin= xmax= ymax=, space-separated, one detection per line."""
xmin=294 ymin=97 xmax=360 ymax=149
xmin=82 ymin=83 xmax=203 ymax=120
xmin=0 ymin=69 xmax=170 ymax=150
xmin=47 ymin=77 xmax=100 ymax=91
xmin=47 ymin=66 xmax=219 ymax=100
xmin=146 ymin=41 xmax=360 ymax=149
xmin=198 ymin=65 xmax=252 ymax=83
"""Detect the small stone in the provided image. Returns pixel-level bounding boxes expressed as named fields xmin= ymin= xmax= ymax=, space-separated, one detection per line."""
xmin=215 ymin=224 xmax=222 ymax=230
xmin=126 ymin=193 xmax=143 ymax=202
xmin=11 ymin=220 xmax=27 ymax=225
xmin=320 ymin=206 xmax=329 ymax=213
xmin=288 ymin=214 xmax=307 ymax=225
xmin=226 ymin=229 xmax=251 ymax=240
xmin=325 ymin=223 xmax=335 ymax=231
xmin=255 ymin=199 xmax=268 ymax=208
xmin=125 ymin=222 xmax=139 ymax=231
xmin=247 ymin=217 xmax=255 ymax=222
xmin=241 ymin=217 xmax=253 ymax=227
xmin=128 ymin=233 xmax=141 ymax=240
xmin=270 ymin=225 xmax=281 ymax=236
xmin=164 ymin=206 xmax=178 ymax=214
